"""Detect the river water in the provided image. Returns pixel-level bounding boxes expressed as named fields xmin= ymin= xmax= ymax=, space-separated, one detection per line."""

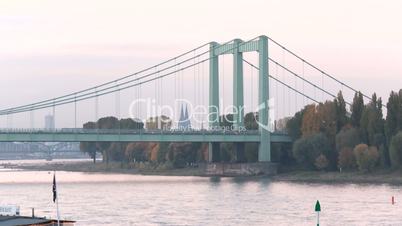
xmin=0 ymin=161 xmax=402 ymax=225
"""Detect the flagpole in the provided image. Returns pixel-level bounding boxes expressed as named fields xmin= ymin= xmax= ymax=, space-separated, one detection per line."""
xmin=56 ymin=194 xmax=60 ymax=226
xmin=54 ymin=171 xmax=60 ymax=226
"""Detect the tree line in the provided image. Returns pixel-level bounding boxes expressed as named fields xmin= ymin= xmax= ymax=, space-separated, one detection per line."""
xmin=79 ymin=112 xmax=263 ymax=167
xmin=80 ymin=89 xmax=402 ymax=171
xmin=286 ymin=89 xmax=402 ymax=172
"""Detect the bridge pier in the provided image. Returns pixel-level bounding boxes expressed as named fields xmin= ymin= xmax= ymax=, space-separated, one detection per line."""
xmin=208 ymin=36 xmax=272 ymax=163
xmin=233 ymin=39 xmax=244 ymax=130
xmin=257 ymin=35 xmax=271 ymax=162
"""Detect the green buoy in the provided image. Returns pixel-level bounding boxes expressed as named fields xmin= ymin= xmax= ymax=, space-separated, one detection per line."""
xmin=315 ymin=200 xmax=321 ymax=226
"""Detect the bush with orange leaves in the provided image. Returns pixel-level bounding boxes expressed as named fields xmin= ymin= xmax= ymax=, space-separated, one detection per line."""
xmin=338 ymin=147 xmax=356 ymax=170
xmin=353 ymin=144 xmax=379 ymax=172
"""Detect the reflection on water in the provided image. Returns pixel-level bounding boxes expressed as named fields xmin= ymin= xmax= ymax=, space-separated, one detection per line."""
xmin=0 ymin=167 xmax=402 ymax=225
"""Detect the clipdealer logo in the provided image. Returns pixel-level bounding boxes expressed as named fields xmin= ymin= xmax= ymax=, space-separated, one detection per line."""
xmin=128 ymin=98 xmax=275 ymax=132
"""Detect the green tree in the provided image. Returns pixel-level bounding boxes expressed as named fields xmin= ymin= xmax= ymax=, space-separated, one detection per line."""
xmin=157 ymin=142 xmax=170 ymax=163
xmin=244 ymin=112 xmax=258 ymax=130
xmin=335 ymin=126 xmax=360 ymax=152
xmin=96 ymin=116 xmax=119 ymax=164
xmin=334 ymin=91 xmax=348 ymax=131
xmin=80 ymin=121 xmax=98 ymax=163
xmin=385 ymin=90 xmax=402 ymax=147
xmin=351 ymin=92 xmax=364 ymax=128
xmin=360 ymin=93 xmax=384 ymax=147
xmin=389 ymin=132 xmax=402 ymax=168
xmin=220 ymin=114 xmax=234 ymax=129
xmin=286 ymin=107 xmax=306 ymax=140
xmin=292 ymin=133 xmax=331 ymax=169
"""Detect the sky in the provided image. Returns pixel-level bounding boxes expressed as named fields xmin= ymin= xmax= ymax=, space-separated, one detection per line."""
xmin=0 ymin=0 xmax=401 ymax=128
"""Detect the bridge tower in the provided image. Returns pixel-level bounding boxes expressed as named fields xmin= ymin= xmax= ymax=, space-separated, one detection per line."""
xmin=208 ymin=35 xmax=271 ymax=162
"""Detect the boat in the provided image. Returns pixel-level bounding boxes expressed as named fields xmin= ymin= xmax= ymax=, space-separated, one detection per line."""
xmin=0 ymin=205 xmax=75 ymax=226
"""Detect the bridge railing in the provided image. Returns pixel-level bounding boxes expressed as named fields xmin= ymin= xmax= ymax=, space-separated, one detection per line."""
xmin=0 ymin=128 xmax=289 ymax=136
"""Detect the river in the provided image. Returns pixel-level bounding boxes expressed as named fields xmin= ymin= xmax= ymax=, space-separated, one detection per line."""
xmin=0 ymin=160 xmax=401 ymax=225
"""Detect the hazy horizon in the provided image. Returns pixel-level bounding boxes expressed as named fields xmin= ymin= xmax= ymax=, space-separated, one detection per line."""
xmin=1 ymin=0 xmax=401 ymax=128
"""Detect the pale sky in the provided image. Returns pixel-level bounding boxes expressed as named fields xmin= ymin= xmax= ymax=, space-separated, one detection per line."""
xmin=0 ymin=0 xmax=401 ymax=128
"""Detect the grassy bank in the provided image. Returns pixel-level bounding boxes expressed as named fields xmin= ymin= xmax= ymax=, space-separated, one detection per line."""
xmin=1 ymin=161 xmax=205 ymax=176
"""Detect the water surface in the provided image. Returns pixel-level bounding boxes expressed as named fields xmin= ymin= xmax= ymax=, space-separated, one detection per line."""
xmin=0 ymin=164 xmax=401 ymax=225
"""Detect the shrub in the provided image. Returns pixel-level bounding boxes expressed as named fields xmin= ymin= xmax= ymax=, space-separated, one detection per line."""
xmin=390 ymin=132 xmax=402 ymax=168
xmin=335 ymin=127 xmax=360 ymax=152
xmin=353 ymin=144 xmax=379 ymax=172
xmin=292 ymin=133 xmax=331 ymax=169
xmin=315 ymin=154 xmax=329 ymax=170
xmin=338 ymin=147 xmax=356 ymax=170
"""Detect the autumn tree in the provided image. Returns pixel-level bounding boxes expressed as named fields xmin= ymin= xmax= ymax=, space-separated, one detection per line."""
xmin=300 ymin=104 xmax=320 ymax=137
xmin=353 ymin=144 xmax=379 ymax=172
xmin=315 ymin=154 xmax=329 ymax=171
xmin=338 ymin=147 xmax=356 ymax=170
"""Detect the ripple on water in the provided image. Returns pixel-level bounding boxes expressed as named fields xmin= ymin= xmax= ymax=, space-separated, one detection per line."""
xmin=0 ymin=170 xmax=402 ymax=225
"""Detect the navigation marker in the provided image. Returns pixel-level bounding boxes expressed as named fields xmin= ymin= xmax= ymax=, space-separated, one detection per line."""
xmin=315 ymin=200 xmax=321 ymax=226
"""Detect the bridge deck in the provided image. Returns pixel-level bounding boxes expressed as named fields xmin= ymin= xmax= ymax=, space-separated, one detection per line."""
xmin=0 ymin=129 xmax=292 ymax=143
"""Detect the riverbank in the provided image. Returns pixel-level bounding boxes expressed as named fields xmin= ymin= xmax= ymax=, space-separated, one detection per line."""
xmin=0 ymin=160 xmax=205 ymax=176
xmin=3 ymin=160 xmax=402 ymax=184
xmin=273 ymin=169 xmax=402 ymax=185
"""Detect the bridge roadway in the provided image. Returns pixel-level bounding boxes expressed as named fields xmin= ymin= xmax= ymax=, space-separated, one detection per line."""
xmin=0 ymin=129 xmax=292 ymax=143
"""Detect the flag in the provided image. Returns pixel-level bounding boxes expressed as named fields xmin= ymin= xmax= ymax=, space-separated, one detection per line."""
xmin=52 ymin=173 xmax=57 ymax=203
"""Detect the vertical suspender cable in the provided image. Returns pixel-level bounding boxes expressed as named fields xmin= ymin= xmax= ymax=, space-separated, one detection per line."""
xmin=197 ymin=55 xmax=200 ymax=129
xmin=52 ymin=99 xmax=56 ymax=130
xmin=30 ymin=108 xmax=34 ymax=129
xmin=322 ymin=72 xmax=324 ymax=102
xmin=139 ymin=77 xmax=141 ymax=121
xmin=275 ymin=62 xmax=279 ymax=123
xmin=74 ymin=95 xmax=77 ymax=129
xmin=174 ymin=58 xmax=177 ymax=124
xmin=115 ymin=82 xmax=121 ymax=132
xmin=222 ymin=54 xmax=225 ymax=116
xmin=95 ymin=87 xmax=99 ymax=123
xmin=202 ymin=58 xmax=205 ymax=129
xmin=302 ymin=60 xmax=305 ymax=106
xmin=250 ymin=62 xmax=253 ymax=114
xmin=193 ymin=50 xmax=196 ymax=119
xmin=282 ymin=49 xmax=285 ymax=118
xmin=294 ymin=64 xmax=297 ymax=115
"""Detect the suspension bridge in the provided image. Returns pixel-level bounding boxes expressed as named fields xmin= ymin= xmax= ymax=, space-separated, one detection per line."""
xmin=0 ymin=35 xmax=377 ymax=162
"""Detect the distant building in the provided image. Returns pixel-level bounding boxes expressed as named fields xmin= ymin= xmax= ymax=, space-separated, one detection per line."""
xmin=45 ymin=115 xmax=55 ymax=130
xmin=177 ymin=104 xmax=191 ymax=130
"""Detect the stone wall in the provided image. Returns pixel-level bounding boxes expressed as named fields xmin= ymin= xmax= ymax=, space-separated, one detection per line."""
xmin=204 ymin=162 xmax=278 ymax=176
